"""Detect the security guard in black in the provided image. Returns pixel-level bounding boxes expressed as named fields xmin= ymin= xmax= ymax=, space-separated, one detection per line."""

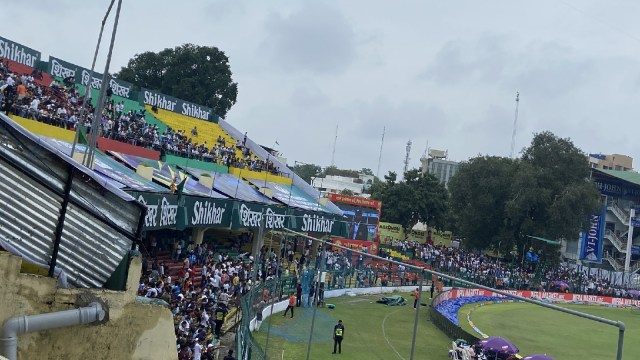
xmin=333 ymin=320 xmax=345 ymax=354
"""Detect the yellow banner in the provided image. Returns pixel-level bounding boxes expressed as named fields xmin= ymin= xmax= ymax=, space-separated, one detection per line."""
xmin=379 ymin=222 xmax=454 ymax=246
xmin=407 ymin=229 xmax=427 ymax=243
xmin=378 ymin=222 xmax=404 ymax=245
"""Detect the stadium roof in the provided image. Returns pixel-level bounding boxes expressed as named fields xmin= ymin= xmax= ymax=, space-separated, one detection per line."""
xmin=596 ymin=169 xmax=640 ymax=187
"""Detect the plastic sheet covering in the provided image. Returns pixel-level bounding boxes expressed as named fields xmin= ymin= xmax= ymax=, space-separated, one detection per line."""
xmin=376 ymin=295 xmax=407 ymax=306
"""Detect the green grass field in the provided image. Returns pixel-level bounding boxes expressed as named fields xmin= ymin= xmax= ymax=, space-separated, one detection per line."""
xmin=252 ymin=292 xmax=453 ymax=360
xmin=459 ymin=302 xmax=640 ymax=360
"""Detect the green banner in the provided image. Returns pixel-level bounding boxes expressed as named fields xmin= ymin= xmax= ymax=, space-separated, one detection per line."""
xmin=185 ymin=196 xmax=231 ymax=228
xmin=75 ymin=66 xmax=134 ymax=99
xmin=141 ymin=87 xmax=216 ymax=122
xmin=288 ymin=210 xmax=346 ymax=237
xmin=133 ymin=192 xmax=180 ymax=230
xmin=48 ymin=56 xmax=78 ymax=80
xmin=232 ymin=202 xmax=288 ymax=230
xmin=0 ymin=36 xmax=40 ymax=67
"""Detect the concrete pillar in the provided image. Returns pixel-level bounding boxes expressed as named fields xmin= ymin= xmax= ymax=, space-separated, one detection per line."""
xmin=192 ymin=228 xmax=206 ymax=245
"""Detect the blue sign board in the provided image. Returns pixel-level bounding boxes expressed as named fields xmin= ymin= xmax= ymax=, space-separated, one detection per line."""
xmin=580 ymin=207 xmax=606 ymax=263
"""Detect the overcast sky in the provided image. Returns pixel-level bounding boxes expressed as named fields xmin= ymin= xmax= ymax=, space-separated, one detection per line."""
xmin=5 ymin=0 xmax=640 ymax=176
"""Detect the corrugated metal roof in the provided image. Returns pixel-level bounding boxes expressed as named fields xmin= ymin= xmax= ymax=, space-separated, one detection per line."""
xmin=0 ymin=113 xmax=144 ymax=288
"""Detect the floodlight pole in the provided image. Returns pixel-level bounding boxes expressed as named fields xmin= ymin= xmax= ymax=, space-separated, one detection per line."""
xmin=305 ymin=244 xmax=326 ymax=360
xmin=409 ymin=269 xmax=424 ymax=360
xmin=264 ymin=233 xmax=285 ymax=357
xmin=84 ymin=0 xmax=124 ymax=167
xmin=70 ymin=0 xmax=116 ymax=159
xmin=284 ymin=228 xmax=627 ymax=360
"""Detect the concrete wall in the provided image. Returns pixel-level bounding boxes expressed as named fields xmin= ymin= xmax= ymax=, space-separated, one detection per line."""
xmin=0 ymin=254 xmax=177 ymax=360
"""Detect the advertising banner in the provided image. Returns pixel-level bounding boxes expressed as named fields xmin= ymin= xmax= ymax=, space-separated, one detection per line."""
xmin=133 ymin=192 xmax=180 ymax=230
xmin=378 ymin=222 xmax=404 ymax=245
xmin=333 ymin=238 xmax=377 ymax=254
xmin=288 ymin=210 xmax=342 ymax=236
xmin=433 ymin=288 xmax=640 ymax=308
xmin=327 ymin=193 xmax=381 ymax=210
xmin=0 ymin=36 xmax=40 ymax=67
xmin=232 ymin=202 xmax=289 ymax=230
xmin=75 ymin=66 xmax=133 ymax=99
xmin=184 ymin=197 xmax=231 ymax=228
xmin=141 ymin=87 xmax=215 ymax=122
xmin=580 ymin=207 xmax=606 ymax=263
xmin=592 ymin=177 xmax=640 ymax=200
xmin=48 ymin=56 xmax=78 ymax=80
xmin=407 ymin=228 xmax=427 ymax=243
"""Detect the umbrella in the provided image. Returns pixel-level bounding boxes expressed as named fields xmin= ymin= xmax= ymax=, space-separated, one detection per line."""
xmin=551 ymin=281 xmax=570 ymax=290
xmin=477 ymin=336 xmax=519 ymax=354
xmin=523 ymin=355 xmax=554 ymax=360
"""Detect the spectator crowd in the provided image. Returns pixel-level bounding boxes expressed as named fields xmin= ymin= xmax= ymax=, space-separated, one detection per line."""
xmin=0 ymin=60 xmax=278 ymax=176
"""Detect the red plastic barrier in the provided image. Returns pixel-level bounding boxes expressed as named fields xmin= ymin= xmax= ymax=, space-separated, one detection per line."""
xmin=96 ymin=137 xmax=160 ymax=160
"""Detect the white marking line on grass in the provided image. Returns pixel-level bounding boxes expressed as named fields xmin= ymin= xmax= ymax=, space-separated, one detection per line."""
xmin=381 ymin=309 xmax=407 ymax=360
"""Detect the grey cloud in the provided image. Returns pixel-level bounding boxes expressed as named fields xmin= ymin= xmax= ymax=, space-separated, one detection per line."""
xmin=261 ymin=2 xmax=356 ymax=74
xmin=420 ymin=34 xmax=510 ymax=86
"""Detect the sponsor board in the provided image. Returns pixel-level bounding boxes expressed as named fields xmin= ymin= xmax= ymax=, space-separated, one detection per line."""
xmin=432 ymin=288 xmax=640 ymax=308
xmin=141 ymin=87 xmax=215 ymax=122
xmin=327 ymin=193 xmax=381 ymax=209
xmin=0 ymin=36 xmax=40 ymax=67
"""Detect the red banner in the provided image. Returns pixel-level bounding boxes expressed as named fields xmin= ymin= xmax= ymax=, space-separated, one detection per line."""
xmin=333 ymin=238 xmax=378 ymax=254
xmin=432 ymin=288 xmax=640 ymax=308
xmin=327 ymin=193 xmax=381 ymax=210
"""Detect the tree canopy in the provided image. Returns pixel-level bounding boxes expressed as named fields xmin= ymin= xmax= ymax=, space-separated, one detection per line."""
xmin=371 ymin=169 xmax=449 ymax=232
xmin=292 ymin=163 xmax=322 ymax=184
xmin=116 ymin=43 xmax=238 ymax=118
xmin=448 ymin=131 xmax=601 ymax=256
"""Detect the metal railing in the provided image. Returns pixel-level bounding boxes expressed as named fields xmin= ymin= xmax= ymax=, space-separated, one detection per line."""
xmin=605 ymin=253 xmax=624 ymax=272
xmin=609 ymin=203 xmax=630 ymax=225
xmin=605 ymin=229 xmax=628 ymax=253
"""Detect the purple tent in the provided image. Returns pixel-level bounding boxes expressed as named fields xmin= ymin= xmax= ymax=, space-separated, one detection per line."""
xmin=523 ymin=355 xmax=554 ymax=360
xmin=477 ymin=337 xmax=519 ymax=354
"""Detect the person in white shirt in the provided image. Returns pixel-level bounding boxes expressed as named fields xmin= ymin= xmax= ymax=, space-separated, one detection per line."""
xmin=193 ymin=341 xmax=202 ymax=360
xmin=28 ymin=98 xmax=40 ymax=120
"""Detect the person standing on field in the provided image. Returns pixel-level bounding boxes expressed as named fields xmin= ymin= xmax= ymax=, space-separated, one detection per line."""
xmin=413 ymin=287 xmax=420 ymax=309
xmin=282 ymin=292 xmax=296 ymax=318
xmin=332 ymin=319 xmax=345 ymax=354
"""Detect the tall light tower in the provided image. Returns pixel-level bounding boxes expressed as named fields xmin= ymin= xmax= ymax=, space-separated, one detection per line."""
xmin=376 ymin=126 xmax=386 ymax=178
xmin=403 ymin=140 xmax=412 ymax=175
xmin=510 ymin=91 xmax=520 ymax=159
xmin=330 ymin=124 xmax=338 ymax=167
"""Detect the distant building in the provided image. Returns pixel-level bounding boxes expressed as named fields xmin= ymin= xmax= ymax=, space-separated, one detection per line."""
xmin=311 ymin=174 xmax=374 ymax=197
xmin=588 ymin=153 xmax=633 ymax=171
xmin=420 ymin=149 xmax=459 ymax=188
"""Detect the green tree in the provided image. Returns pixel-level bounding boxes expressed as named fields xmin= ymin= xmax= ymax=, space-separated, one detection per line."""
xmin=323 ymin=166 xmax=360 ymax=178
xmin=292 ymin=163 xmax=322 ymax=184
xmin=448 ymin=156 xmax=518 ymax=249
xmin=360 ymin=168 xmax=374 ymax=176
xmin=116 ymin=43 xmax=238 ymax=118
xmin=371 ymin=169 xmax=449 ymax=232
xmin=449 ymin=131 xmax=601 ymax=255
xmin=340 ymin=189 xmax=355 ymax=196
